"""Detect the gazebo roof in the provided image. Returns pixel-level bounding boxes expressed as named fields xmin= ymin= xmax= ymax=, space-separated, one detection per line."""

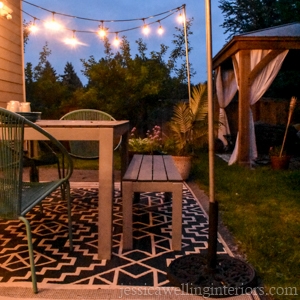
xmin=213 ymin=22 xmax=300 ymax=69
xmin=240 ymin=22 xmax=300 ymax=37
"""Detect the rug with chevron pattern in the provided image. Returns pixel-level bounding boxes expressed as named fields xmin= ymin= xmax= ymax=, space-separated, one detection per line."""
xmin=0 ymin=183 xmax=228 ymax=289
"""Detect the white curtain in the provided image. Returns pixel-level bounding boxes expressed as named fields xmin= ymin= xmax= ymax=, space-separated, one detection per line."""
xmin=229 ymin=49 xmax=289 ymax=165
xmin=216 ymin=66 xmax=238 ymax=146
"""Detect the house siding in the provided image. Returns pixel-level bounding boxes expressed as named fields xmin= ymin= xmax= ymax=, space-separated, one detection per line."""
xmin=0 ymin=0 xmax=24 ymax=107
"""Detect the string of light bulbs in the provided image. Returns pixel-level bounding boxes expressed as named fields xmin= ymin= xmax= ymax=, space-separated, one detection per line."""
xmin=22 ymin=0 xmax=186 ymax=47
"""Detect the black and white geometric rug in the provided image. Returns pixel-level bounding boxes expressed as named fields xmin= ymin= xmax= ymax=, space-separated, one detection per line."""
xmin=0 ymin=183 xmax=229 ymax=289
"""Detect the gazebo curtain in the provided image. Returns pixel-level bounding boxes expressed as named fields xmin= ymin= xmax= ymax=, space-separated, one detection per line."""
xmin=216 ymin=66 xmax=238 ymax=146
xmin=228 ymin=49 xmax=289 ymax=165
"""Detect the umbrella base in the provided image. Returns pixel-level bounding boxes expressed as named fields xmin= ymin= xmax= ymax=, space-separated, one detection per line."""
xmin=167 ymin=254 xmax=257 ymax=298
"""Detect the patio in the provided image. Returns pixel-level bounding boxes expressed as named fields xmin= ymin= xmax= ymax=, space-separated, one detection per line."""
xmin=0 ymin=168 xmax=261 ymax=300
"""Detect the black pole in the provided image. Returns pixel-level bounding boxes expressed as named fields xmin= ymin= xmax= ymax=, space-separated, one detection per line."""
xmin=207 ymin=201 xmax=218 ymax=269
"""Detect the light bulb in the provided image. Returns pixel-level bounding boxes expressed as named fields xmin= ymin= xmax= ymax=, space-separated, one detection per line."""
xmin=177 ymin=13 xmax=185 ymax=23
xmin=45 ymin=20 xmax=62 ymax=30
xmin=29 ymin=21 xmax=38 ymax=33
xmin=0 ymin=2 xmax=4 ymax=9
xmin=142 ymin=24 xmax=150 ymax=35
xmin=98 ymin=28 xmax=106 ymax=38
xmin=45 ymin=13 xmax=62 ymax=31
xmin=64 ymin=31 xmax=80 ymax=47
xmin=113 ymin=35 xmax=120 ymax=47
xmin=158 ymin=25 xmax=163 ymax=35
xmin=64 ymin=37 xmax=78 ymax=46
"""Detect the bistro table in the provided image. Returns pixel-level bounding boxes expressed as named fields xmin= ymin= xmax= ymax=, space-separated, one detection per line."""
xmin=24 ymin=119 xmax=130 ymax=260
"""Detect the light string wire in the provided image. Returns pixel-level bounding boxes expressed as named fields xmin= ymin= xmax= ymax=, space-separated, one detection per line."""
xmin=22 ymin=10 xmax=178 ymax=35
xmin=22 ymin=0 xmax=184 ymax=36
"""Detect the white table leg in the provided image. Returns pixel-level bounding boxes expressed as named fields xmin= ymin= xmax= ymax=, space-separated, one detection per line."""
xmin=122 ymin=181 xmax=133 ymax=249
xmin=172 ymin=183 xmax=183 ymax=250
xmin=98 ymin=128 xmax=114 ymax=260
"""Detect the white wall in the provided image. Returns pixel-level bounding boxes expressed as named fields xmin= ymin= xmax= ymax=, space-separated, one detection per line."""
xmin=0 ymin=0 xmax=24 ymax=107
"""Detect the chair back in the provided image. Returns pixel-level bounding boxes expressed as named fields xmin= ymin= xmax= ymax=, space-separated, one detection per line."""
xmin=60 ymin=109 xmax=121 ymax=159
xmin=61 ymin=109 xmax=115 ymax=121
xmin=0 ymin=109 xmax=24 ymax=219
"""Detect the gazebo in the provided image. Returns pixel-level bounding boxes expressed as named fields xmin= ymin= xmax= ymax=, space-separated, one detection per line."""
xmin=213 ymin=22 xmax=300 ymax=166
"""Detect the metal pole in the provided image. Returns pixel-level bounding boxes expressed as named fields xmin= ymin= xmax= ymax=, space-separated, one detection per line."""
xmin=205 ymin=0 xmax=215 ymax=204
xmin=183 ymin=4 xmax=191 ymax=102
xmin=205 ymin=0 xmax=217 ymax=268
xmin=20 ymin=0 xmax=26 ymax=102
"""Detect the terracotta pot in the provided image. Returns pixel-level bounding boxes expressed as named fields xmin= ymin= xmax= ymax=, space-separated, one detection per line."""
xmin=270 ymin=155 xmax=291 ymax=170
xmin=172 ymin=156 xmax=192 ymax=180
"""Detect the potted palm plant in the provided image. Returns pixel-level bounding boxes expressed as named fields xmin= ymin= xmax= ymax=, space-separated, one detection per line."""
xmin=164 ymin=83 xmax=209 ymax=179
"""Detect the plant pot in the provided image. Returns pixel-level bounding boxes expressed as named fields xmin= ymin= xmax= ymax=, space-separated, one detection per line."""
xmin=270 ymin=155 xmax=291 ymax=170
xmin=172 ymin=156 xmax=192 ymax=180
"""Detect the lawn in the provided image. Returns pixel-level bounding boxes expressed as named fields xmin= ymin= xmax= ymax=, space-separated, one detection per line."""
xmin=191 ymin=152 xmax=300 ymax=300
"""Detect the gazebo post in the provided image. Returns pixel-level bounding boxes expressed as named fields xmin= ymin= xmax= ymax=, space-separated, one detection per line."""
xmin=238 ymin=50 xmax=251 ymax=167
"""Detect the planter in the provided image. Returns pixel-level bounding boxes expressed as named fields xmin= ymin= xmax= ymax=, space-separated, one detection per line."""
xmin=270 ymin=155 xmax=291 ymax=170
xmin=172 ymin=156 xmax=192 ymax=180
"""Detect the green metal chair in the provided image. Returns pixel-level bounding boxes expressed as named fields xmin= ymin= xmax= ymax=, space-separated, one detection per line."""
xmin=60 ymin=109 xmax=122 ymax=159
xmin=23 ymin=141 xmax=61 ymax=182
xmin=0 ymin=108 xmax=73 ymax=293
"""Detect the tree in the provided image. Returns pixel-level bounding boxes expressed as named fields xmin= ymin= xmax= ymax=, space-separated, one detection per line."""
xmin=219 ymin=0 xmax=300 ymax=40
xmin=219 ymin=0 xmax=300 ymax=99
xmin=80 ymin=36 xmax=176 ymax=130
xmin=34 ymin=43 xmax=52 ymax=80
xmin=61 ymin=62 xmax=83 ymax=90
xmin=25 ymin=43 xmax=67 ymax=118
xmin=169 ymin=18 xmax=195 ymax=84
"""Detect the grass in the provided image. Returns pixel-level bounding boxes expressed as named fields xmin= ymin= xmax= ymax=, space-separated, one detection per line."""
xmin=191 ymin=152 xmax=300 ymax=300
xmin=66 ymin=151 xmax=121 ymax=170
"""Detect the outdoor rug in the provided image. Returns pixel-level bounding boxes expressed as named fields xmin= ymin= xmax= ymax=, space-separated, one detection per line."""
xmin=0 ymin=183 xmax=229 ymax=290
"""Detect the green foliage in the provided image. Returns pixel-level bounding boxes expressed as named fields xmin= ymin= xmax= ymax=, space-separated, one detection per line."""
xmin=80 ymin=35 xmax=187 ymax=130
xmin=61 ymin=62 xmax=83 ymax=91
xmin=166 ymin=83 xmax=208 ymax=156
xmin=25 ymin=43 xmax=84 ymax=118
xmin=128 ymin=125 xmax=163 ymax=154
xmin=24 ymin=20 xmax=195 ymax=125
xmin=219 ymin=0 xmax=300 ymax=40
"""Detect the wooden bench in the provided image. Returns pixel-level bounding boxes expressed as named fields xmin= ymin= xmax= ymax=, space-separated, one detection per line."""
xmin=122 ymin=154 xmax=183 ymax=250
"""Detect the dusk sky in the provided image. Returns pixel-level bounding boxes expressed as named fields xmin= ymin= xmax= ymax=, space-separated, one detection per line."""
xmin=22 ymin=0 xmax=227 ymax=85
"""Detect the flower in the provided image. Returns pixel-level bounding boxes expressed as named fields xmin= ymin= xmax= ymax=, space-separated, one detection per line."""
xmin=128 ymin=125 xmax=163 ymax=154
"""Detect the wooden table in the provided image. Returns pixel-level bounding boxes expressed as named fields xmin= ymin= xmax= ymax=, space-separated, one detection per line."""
xmin=122 ymin=154 xmax=183 ymax=250
xmin=24 ymin=120 xmax=130 ymax=260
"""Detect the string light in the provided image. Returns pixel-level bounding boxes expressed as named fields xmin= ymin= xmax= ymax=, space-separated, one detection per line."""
xmin=22 ymin=1 xmax=186 ymax=48
xmin=64 ymin=30 xmax=79 ymax=47
xmin=113 ymin=33 xmax=120 ymax=47
xmin=157 ymin=21 xmax=164 ymax=35
xmin=177 ymin=11 xmax=185 ymax=24
xmin=28 ymin=17 xmax=38 ymax=33
xmin=142 ymin=19 xmax=150 ymax=35
xmin=98 ymin=21 xmax=107 ymax=39
xmin=44 ymin=12 xmax=62 ymax=31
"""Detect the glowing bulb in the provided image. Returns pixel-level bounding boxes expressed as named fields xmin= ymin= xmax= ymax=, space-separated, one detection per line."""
xmin=64 ymin=31 xmax=80 ymax=47
xmin=0 ymin=2 xmax=4 ymax=9
xmin=45 ymin=13 xmax=62 ymax=30
xmin=98 ymin=28 xmax=106 ymax=38
xmin=45 ymin=20 xmax=62 ymax=30
xmin=113 ymin=35 xmax=120 ymax=47
xmin=142 ymin=24 xmax=150 ymax=35
xmin=64 ymin=37 xmax=79 ymax=46
xmin=177 ymin=13 xmax=185 ymax=23
xmin=158 ymin=25 xmax=163 ymax=35
xmin=29 ymin=20 xmax=38 ymax=33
